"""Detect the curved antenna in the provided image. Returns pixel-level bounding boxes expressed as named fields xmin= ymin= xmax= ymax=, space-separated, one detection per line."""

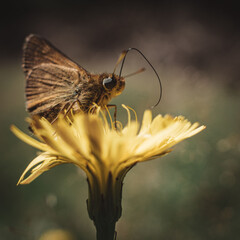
xmin=118 ymin=48 xmax=162 ymax=108
xmin=113 ymin=50 xmax=128 ymax=74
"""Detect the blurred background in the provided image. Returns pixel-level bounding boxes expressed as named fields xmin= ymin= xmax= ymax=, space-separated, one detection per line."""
xmin=1 ymin=1 xmax=240 ymax=239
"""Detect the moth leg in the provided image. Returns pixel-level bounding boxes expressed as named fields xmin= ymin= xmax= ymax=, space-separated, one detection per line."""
xmin=107 ymin=104 xmax=117 ymax=129
xmin=62 ymin=100 xmax=78 ymax=118
xmin=51 ymin=101 xmax=76 ymax=124
xmin=76 ymin=99 xmax=84 ymax=112
xmin=50 ymin=103 xmax=69 ymax=124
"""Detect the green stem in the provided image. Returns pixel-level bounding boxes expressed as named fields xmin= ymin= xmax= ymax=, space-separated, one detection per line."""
xmin=95 ymin=221 xmax=116 ymax=240
xmin=86 ymin=171 xmax=123 ymax=240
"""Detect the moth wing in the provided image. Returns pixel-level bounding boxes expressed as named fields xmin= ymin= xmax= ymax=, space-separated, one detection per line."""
xmin=23 ymin=34 xmax=87 ymax=76
xmin=25 ymin=63 xmax=80 ymax=116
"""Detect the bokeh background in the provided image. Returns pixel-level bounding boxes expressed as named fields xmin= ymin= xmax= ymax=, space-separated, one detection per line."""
xmin=1 ymin=1 xmax=240 ymax=239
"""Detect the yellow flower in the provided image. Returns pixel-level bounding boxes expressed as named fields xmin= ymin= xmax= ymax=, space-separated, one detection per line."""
xmin=11 ymin=105 xmax=205 ymax=240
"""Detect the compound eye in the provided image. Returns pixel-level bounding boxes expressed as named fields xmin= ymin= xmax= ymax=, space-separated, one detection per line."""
xmin=103 ymin=76 xmax=117 ymax=90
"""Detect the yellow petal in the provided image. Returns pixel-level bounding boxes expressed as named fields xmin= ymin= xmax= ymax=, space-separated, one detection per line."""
xmin=139 ymin=110 xmax=152 ymax=134
xmin=10 ymin=125 xmax=50 ymax=152
xmin=13 ymin=106 xmax=206 ymax=187
xmin=17 ymin=152 xmax=66 ymax=185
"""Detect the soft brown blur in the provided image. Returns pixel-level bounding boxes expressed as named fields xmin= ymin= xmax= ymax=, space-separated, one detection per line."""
xmin=1 ymin=1 xmax=239 ymax=240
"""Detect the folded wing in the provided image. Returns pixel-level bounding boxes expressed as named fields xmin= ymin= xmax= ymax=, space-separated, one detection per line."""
xmin=26 ymin=63 xmax=80 ymax=116
xmin=22 ymin=34 xmax=85 ymax=76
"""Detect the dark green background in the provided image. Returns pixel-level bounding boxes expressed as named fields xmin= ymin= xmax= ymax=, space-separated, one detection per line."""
xmin=1 ymin=1 xmax=240 ymax=239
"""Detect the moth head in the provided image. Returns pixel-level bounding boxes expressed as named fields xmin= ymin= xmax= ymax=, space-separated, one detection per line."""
xmin=102 ymin=74 xmax=125 ymax=96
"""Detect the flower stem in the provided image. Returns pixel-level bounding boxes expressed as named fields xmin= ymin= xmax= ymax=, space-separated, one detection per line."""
xmin=86 ymin=171 xmax=122 ymax=240
xmin=95 ymin=221 xmax=116 ymax=240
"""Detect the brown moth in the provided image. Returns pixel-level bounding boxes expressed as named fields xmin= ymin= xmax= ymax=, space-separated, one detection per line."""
xmin=23 ymin=34 xmax=125 ymax=123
